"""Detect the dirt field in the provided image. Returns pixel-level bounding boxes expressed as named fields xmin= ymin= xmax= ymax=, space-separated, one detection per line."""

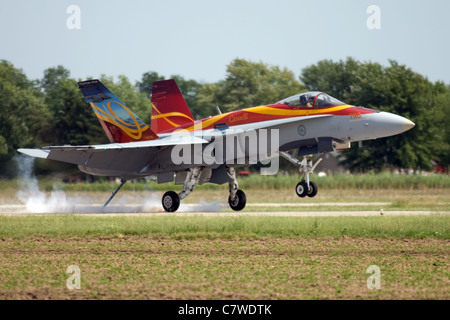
xmin=0 ymin=186 xmax=448 ymax=300
xmin=0 ymin=235 xmax=448 ymax=300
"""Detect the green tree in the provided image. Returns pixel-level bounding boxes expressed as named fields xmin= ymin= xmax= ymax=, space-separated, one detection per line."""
xmin=136 ymin=71 xmax=165 ymax=97
xmin=0 ymin=60 xmax=51 ymax=165
xmin=300 ymin=57 xmax=360 ymax=100
xmin=195 ymin=82 xmax=225 ymax=117
xmin=301 ymin=58 xmax=448 ymax=172
xmin=429 ymin=82 xmax=450 ymax=171
xmin=197 ymin=58 xmax=305 ymax=113
xmin=40 ymin=65 xmax=71 ymax=94
xmin=42 ymin=70 xmax=105 ymax=145
xmin=55 ymin=78 xmax=106 ymax=145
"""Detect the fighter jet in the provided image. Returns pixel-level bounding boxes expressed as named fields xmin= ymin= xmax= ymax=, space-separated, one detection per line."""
xmin=18 ymin=79 xmax=415 ymax=212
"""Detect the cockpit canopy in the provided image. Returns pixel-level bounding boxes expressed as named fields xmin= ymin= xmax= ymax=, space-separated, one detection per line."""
xmin=276 ymin=92 xmax=346 ymax=108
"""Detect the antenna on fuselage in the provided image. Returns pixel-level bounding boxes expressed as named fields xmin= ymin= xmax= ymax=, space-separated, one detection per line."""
xmin=216 ymin=106 xmax=222 ymax=115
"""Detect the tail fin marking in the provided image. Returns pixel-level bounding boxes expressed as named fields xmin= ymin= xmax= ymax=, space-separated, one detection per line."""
xmin=78 ymin=80 xmax=158 ymax=143
xmin=151 ymin=79 xmax=194 ymax=133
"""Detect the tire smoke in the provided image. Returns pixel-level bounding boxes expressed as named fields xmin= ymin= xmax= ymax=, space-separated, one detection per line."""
xmin=14 ymin=155 xmax=224 ymax=213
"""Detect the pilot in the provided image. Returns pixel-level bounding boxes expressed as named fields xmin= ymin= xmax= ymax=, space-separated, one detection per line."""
xmin=299 ymin=95 xmax=312 ymax=108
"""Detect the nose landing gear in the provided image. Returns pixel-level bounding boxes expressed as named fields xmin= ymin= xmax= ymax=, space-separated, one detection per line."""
xmin=281 ymin=152 xmax=321 ymax=199
xmin=295 ymin=180 xmax=318 ymax=198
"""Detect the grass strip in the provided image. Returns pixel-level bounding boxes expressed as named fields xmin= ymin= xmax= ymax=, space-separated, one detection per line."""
xmin=0 ymin=215 xmax=448 ymax=239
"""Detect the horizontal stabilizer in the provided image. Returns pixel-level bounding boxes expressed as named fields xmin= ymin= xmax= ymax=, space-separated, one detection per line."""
xmin=17 ymin=148 xmax=50 ymax=159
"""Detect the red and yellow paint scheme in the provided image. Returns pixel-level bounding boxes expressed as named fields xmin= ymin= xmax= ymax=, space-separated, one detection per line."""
xmin=150 ymin=79 xmax=195 ymax=134
xmin=78 ymin=80 xmax=159 ymax=143
xmin=78 ymin=79 xmax=376 ymax=144
xmin=151 ymin=89 xmax=376 ymax=134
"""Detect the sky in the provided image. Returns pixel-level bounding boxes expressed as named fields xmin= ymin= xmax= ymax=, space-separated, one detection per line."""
xmin=1 ymin=0 xmax=449 ymax=85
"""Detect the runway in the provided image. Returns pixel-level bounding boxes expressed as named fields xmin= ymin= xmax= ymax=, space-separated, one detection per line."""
xmin=0 ymin=203 xmax=448 ymax=217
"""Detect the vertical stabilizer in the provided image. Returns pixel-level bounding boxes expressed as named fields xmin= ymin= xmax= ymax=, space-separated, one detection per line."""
xmin=78 ymin=80 xmax=158 ymax=143
xmin=151 ymin=79 xmax=194 ymax=133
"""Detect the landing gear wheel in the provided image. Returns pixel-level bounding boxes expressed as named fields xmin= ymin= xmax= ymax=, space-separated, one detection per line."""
xmin=162 ymin=191 xmax=180 ymax=212
xmin=307 ymin=181 xmax=318 ymax=198
xmin=228 ymin=189 xmax=246 ymax=211
xmin=295 ymin=181 xmax=308 ymax=198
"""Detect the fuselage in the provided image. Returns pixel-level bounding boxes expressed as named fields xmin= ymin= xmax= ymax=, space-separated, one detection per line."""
xmin=157 ymin=91 xmax=414 ymax=146
xmin=134 ymin=92 xmax=415 ymax=177
xmin=20 ymin=90 xmax=414 ymax=179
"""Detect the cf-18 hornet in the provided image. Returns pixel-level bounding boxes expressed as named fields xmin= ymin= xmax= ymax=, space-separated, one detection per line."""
xmin=19 ymin=79 xmax=415 ymax=212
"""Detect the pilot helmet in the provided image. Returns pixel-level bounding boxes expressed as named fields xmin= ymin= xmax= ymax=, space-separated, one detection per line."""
xmin=300 ymin=95 xmax=306 ymax=103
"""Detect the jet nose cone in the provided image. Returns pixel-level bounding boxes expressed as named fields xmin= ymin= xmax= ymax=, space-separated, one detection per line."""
xmin=367 ymin=112 xmax=416 ymax=139
xmin=402 ymin=119 xmax=415 ymax=132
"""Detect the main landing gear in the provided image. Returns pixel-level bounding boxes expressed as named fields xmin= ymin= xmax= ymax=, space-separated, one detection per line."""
xmin=161 ymin=167 xmax=246 ymax=213
xmin=227 ymin=167 xmax=246 ymax=211
xmin=161 ymin=167 xmax=202 ymax=212
xmin=162 ymin=191 xmax=180 ymax=212
xmin=280 ymin=152 xmax=322 ymax=199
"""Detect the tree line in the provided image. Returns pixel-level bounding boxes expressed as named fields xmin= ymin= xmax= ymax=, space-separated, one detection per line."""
xmin=0 ymin=57 xmax=448 ymax=177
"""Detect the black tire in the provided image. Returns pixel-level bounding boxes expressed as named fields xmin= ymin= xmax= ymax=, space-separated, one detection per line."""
xmin=295 ymin=181 xmax=308 ymax=198
xmin=162 ymin=191 xmax=180 ymax=212
xmin=228 ymin=189 xmax=246 ymax=211
xmin=307 ymin=181 xmax=318 ymax=198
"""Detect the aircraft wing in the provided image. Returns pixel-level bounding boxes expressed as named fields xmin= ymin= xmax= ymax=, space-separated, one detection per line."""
xmin=18 ymin=135 xmax=208 ymax=174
